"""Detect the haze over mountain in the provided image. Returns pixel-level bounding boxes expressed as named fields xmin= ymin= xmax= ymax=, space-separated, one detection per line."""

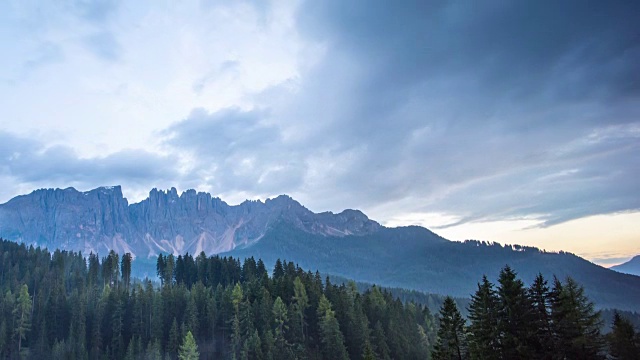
xmin=1 ymin=186 xmax=639 ymax=312
xmin=610 ymin=255 xmax=640 ymax=276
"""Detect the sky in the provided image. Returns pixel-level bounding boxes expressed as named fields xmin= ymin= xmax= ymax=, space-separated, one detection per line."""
xmin=1 ymin=0 xmax=638 ymax=266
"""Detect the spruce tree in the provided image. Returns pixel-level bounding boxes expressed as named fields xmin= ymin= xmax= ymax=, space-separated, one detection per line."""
xmin=178 ymin=331 xmax=200 ymax=360
xmin=168 ymin=318 xmax=180 ymax=359
xmin=608 ymin=311 xmax=639 ymax=359
xmin=317 ymin=295 xmax=349 ymax=360
xmin=13 ymin=284 xmax=32 ymax=355
xmin=496 ymin=265 xmax=533 ymax=359
xmin=467 ymin=276 xmax=499 ymax=360
xmin=432 ymin=296 xmax=466 ymax=360
xmin=528 ymin=273 xmax=554 ymax=358
xmin=550 ymin=277 xmax=603 ymax=359
xmin=291 ymin=277 xmax=309 ymax=344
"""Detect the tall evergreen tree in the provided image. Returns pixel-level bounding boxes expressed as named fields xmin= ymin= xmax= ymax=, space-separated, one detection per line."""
xmin=121 ymin=253 xmax=133 ymax=292
xmin=13 ymin=284 xmax=32 ymax=355
xmin=432 ymin=296 xmax=466 ymax=360
xmin=467 ymin=276 xmax=499 ymax=360
xmin=528 ymin=273 xmax=554 ymax=358
xmin=316 ymin=295 xmax=349 ymax=360
xmin=550 ymin=277 xmax=603 ymax=359
xmin=496 ymin=265 xmax=533 ymax=359
xmin=291 ymin=277 xmax=309 ymax=344
xmin=178 ymin=331 xmax=200 ymax=360
xmin=608 ymin=311 xmax=639 ymax=360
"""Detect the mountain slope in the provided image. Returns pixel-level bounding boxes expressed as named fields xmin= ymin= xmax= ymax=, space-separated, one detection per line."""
xmin=610 ymin=255 xmax=640 ymax=276
xmin=224 ymin=221 xmax=640 ymax=312
xmin=1 ymin=186 xmax=639 ymax=312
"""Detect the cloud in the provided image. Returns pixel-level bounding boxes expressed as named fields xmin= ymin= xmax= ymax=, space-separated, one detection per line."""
xmin=0 ymin=131 xmax=178 ymax=202
xmin=83 ymin=31 xmax=121 ymax=62
xmin=68 ymin=0 xmax=120 ymax=23
xmin=161 ymin=107 xmax=307 ymax=196
xmin=1 ymin=0 xmax=638 ymax=233
xmin=260 ymin=0 xmax=640 ymax=224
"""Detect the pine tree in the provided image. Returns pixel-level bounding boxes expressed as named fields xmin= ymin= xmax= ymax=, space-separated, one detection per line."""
xmin=372 ymin=320 xmax=391 ymax=360
xmin=432 ymin=296 xmax=466 ymax=360
xmin=14 ymin=284 xmax=32 ymax=355
xmin=121 ymin=253 xmax=133 ymax=292
xmin=317 ymin=295 xmax=349 ymax=360
xmin=362 ymin=340 xmax=376 ymax=360
xmin=231 ymin=283 xmax=244 ymax=360
xmin=496 ymin=265 xmax=533 ymax=359
xmin=467 ymin=275 xmax=499 ymax=360
xmin=168 ymin=318 xmax=180 ymax=359
xmin=291 ymin=277 xmax=309 ymax=344
xmin=608 ymin=311 xmax=639 ymax=359
xmin=272 ymin=296 xmax=290 ymax=359
xmin=550 ymin=277 xmax=603 ymax=359
xmin=178 ymin=331 xmax=200 ymax=360
xmin=145 ymin=339 xmax=163 ymax=360
xmin=528 ymin=273 xmax=554 ymax=358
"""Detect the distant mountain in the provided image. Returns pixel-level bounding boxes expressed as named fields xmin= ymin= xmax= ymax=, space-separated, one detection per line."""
xmin=0 ymin=186 xmax=380 ymax=258
xmin=223 ymin=221 xmax=640 ymax=312
xmin=1 ymin=186 xmax=640 ymax=312
xmin=610 ymin=255 xmax=640 ymax=276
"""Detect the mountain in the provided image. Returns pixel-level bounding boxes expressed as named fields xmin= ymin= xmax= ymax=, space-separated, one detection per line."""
xmin=610 ymin=255 xmax=640 ymax=276
xmin=0 ymin=186 xmax=379 ymax=258
xmin=1 ymin=186 xmax=640 ymax=312
xmin=223 ymin=221 xmax=640 ymax=312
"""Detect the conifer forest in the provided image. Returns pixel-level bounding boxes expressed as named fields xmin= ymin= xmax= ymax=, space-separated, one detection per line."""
xmin=0 ymin=239 xmax=638 ymax=359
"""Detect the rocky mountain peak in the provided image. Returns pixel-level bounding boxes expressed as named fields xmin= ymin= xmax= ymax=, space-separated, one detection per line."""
xmin=0 ymin=186 xmax=382 ymax=258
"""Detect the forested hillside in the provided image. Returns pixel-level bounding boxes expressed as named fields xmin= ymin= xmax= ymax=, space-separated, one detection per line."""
xmin=1 ymin=238 xmax=638 ymax=359
xmin=225 ymin=222 xmax=640 ymax=312
xmin=0 ymin=239 xmax=434 ymax=359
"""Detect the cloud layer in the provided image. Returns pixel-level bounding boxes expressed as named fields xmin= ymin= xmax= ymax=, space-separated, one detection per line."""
xmin=1 ymin=0 xmax=639 ymax=234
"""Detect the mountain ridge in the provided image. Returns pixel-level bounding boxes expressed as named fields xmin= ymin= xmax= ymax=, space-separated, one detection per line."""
xmin=2 ymin=185 xmax=639 ymax=312
xmin=610 ymin=255 xmax=640 ymax=276
xmin=0 ymin=185 xmax=381 ymax=258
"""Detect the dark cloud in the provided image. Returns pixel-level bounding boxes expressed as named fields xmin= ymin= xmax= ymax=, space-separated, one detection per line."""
xmin=263 ymin=0 xmax=640 ymax=224
xmin=153 ymin=0 xmax=639 ymax=226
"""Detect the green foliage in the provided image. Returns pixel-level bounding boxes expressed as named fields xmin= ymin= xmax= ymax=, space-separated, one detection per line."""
xmin=178 ymin=331 xmax=199 ymax=360
xmin=608 ymin=311 xmax=640 ymax=359
xmin=461 ymin=267 xmax=609 ymax=360
xmin=14 ymin=284 xmax=32 ymax=354
xmin=2 ymin=238 xmax=626 ymax=360
xmin=317 ymin=295 xmax=349 ymax=360
xmin=432 ymin=296 xmax=466 ymax=360
xmin=466 ymin=276 xmax=498 ymax=360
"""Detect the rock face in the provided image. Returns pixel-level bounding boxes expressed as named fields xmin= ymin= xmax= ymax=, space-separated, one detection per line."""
xmin=0 ymin=186 xmax=381 ymax=258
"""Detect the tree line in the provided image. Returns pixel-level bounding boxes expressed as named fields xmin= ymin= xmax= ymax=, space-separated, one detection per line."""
xmin=432 ymin=265 xmax=640 ymax=360
xmin=0 ymin=239 xmax=434 ymax=359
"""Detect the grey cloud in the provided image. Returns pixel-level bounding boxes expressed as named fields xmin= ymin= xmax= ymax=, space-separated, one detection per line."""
xmin=261 ymin=0 xmax=640 ymax=224
xmin=162 ymin=107 xmax=307 ymax=195
xmin=0 ymin=131 xmax=178 ymax=194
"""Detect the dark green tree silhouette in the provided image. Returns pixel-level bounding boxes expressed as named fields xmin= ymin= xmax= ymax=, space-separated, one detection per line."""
xmin=432 ymin=296 xmax=467 ymax=360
